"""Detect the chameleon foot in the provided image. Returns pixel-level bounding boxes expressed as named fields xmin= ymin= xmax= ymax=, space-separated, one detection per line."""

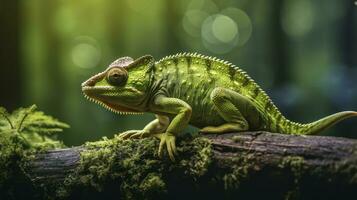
xmin=155 ymin=132 xmax=177 ymax=161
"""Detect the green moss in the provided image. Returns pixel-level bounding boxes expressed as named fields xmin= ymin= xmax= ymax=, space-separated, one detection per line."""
xmin=222 ymin=154 xmax=253 ymax=190
xmin=178 ymin=137 xmax=212 ymax=177
xmin=0 ymin=130 xmax=25 ymax=185
xmin=57 ymin=134 xmax=212 ymax=199
xmin=279 ymin=156 xmax=305 ymax=183
xmin=278 ymin=156 xmax=305 ymax=200
xmin=0 ymin=105 xmax=68 ymax=199
xmin=0 ymin=129 xmax=48 ymax=199
xmin=139 ymin=173 xmax=166 ymax=196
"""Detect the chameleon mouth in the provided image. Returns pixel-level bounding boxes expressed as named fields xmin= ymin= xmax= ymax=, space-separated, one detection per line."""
xmin=82 ymin=91 xmax=143 ymax=115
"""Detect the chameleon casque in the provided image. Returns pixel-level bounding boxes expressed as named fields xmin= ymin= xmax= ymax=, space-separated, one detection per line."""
xmin=82 ymin=53 xmax=357 ymax=161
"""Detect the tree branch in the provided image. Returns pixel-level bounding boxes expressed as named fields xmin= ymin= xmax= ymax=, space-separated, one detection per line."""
xmin=4 ymin=132 xmax=357 ymax=199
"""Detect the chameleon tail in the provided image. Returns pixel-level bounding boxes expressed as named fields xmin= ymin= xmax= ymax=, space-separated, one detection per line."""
xmin=284 ymin=111 xmax=357 ymax=135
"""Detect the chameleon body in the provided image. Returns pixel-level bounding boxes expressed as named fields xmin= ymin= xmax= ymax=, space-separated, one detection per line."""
xmin=82 ymin=53 xmax=357 ymax=161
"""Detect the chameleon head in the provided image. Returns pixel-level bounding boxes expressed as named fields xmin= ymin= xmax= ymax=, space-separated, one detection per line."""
xmin=81 ymin=55 xmax=154 ymax=114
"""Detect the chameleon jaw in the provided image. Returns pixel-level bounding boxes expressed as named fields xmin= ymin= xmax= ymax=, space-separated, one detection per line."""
xmin=82 ymin=88 xmax=143 ymax=115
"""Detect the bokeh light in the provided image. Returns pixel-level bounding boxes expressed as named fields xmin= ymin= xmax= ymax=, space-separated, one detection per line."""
xmin=281 ymin=0 xmax=315 ymax=38
xmin=181 ymin=0 xmax=252 ymax=54
xmin=200 ymin=8 xmax=252 ymax=54
xmin=182 ymin=10 xmax=209 ymax=37
xmin=201 ymin=14 xmax=239 ymax=54
xmin=211 ymin=15 xmax=238 ymax=43
xmin=71 ymin=36 xmax=101 ymax=69
xmin=221 ymin=8 xmax=252 ymax=46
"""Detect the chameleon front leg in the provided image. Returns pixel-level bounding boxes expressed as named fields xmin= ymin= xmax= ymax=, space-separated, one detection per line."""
xmin=150 ymin=95 xmax=192 ymax=161
xmin=118 ymin=114 xmax=170 ymax=139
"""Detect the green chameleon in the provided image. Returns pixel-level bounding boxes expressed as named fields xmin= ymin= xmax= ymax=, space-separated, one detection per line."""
xmin=82 ymin=53 xmax=357 ymax=161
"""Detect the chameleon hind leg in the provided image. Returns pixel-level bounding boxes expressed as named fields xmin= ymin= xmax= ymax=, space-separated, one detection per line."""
xmin=200 ymin=87 xmax=251 ymax=134
xmin=118 ymin=114 xmax=170 ymax=139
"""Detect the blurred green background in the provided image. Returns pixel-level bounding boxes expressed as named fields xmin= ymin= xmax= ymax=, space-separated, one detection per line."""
xmin=1 ymin=0 xmax=357 ymax=146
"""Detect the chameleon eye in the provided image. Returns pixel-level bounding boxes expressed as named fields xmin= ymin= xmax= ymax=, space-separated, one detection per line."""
xmin=106 ymin=68 xmax=128 ymax=86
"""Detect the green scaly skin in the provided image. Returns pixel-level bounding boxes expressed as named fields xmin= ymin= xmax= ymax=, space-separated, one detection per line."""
xmin=82 ymin=53 xmax=357 ymax=161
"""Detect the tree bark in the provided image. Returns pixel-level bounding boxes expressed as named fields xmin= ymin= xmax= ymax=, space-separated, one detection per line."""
xmin=7 ymin=132 xmax=357 ymax=199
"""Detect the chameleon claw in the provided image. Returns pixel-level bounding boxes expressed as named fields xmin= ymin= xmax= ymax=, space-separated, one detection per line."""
xmin=156 ymin=132 xmax=176 ymax=161
xmin=158 ymin=136 xmax=164 ymax=158
xmin=171 ymin=142 xmax=178 ymax=155
xmin=118 ymin=130 xmax=141 ymax=139
xmin=167 ymin=143 xmax=175 ymax=162
xmin=129 ymin=130 xmax=150 ymax=139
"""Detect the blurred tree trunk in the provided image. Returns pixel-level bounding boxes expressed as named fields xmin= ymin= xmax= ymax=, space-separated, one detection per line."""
xmin=42 ymin=1 xmax=62 ymax=114
xmin=164 ymin=0 xmax=182 ymax=55
xmin=341 ymin=1 xmax=357 ymax=68
xmin=107 ymin=1 xmax=126 ymax=58
xmin=270 ymin=0 xmax=289 ymax=85
xmin=0 ymin=0 xmax=21 ymax=110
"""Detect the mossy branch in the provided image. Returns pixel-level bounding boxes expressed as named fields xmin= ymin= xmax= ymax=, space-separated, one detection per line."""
xmin=2 ymin=131 xmax=357 ymax=199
